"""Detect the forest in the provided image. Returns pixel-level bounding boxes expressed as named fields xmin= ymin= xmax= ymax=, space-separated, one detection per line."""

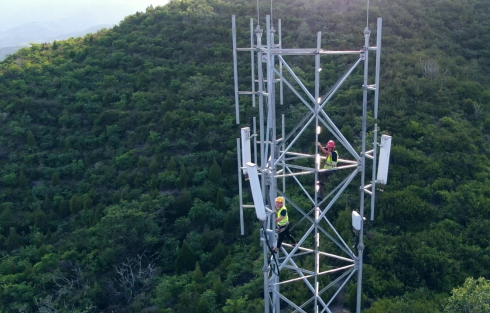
xmin=0 ymin=0 xmax=490 ymax=312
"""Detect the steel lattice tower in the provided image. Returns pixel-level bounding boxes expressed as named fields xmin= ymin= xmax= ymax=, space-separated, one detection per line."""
xmin=233 ymin=6 xmax=388 ymax=312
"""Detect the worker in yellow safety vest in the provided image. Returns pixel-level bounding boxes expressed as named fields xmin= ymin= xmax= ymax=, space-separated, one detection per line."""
xmin=274 ymin=196 xmax=297 ymax=253
xmin=316 ymin=140 xmax=339 ymax=199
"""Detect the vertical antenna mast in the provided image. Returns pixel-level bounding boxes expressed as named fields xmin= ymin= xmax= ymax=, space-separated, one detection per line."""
xmin=257 ymin=0 xmax=260 ymax=27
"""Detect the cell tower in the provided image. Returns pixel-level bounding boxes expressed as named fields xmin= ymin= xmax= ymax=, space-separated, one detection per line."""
xmin=233 ymin=2 xmax=391 ymax=312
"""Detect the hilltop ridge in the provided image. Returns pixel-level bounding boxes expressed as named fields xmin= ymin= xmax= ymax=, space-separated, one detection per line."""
xmin=0 ymin=0 xmax=489 ymax=311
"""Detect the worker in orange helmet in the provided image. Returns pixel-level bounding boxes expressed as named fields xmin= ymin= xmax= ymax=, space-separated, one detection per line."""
xmin=274 ymin=196 xmax=297 ymax=253
xmin=316 ymin=140 xmax=339 ymax=199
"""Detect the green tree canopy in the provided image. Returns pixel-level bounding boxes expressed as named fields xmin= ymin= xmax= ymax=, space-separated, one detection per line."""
xmin=444 ymin=277 xmax=490 ymax=313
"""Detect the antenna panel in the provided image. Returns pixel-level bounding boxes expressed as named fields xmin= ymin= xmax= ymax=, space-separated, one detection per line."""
xmin=246 ymin=162 xmax=266 ymax=221
xmin=241 ymin=127 xmax=252 ymax=174
xmin=352 ymin=211 xmax=362 ymax=231
xmin=377 ymin=134 xmax=392 ymax=184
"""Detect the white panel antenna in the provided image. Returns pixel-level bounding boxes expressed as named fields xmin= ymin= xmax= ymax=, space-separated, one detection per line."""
xmin=246 ymin=162 xmax=267 ymax=221
xmin=241 ymin=127 xmax=252 ymax=174
xmin=352 ymin=211 xmax=362 ymax=231
xmin=377 ymin=134 xmax=392 ymax=184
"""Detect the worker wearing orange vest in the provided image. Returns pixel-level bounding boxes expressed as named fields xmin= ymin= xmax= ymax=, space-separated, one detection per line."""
xmin=274 ymin=196 xmax=297 ymax=253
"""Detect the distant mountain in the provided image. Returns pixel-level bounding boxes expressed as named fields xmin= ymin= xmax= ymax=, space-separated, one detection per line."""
xmin=0 ymin=0 xmax=157 ymax=60
xmin=0 ymin=23 xmax=114 ymax=60
xmin=0 ymin=21 xmax=113 ymax=47
xmin=0 ymin=46 xmax=23 ymax=61
xmin=0 ymin=0 xmax=152 ymax=31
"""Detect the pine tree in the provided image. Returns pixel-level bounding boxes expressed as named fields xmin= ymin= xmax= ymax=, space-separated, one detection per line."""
xmin=113 ymin=191 xmax=121 ymax=204
xmin=166 ymin=158 xmax=178 ymax=173
xmin=27 ymin=130 xmax=37 ymax=149
xmin=59 ymin=198 xmax=69 ymax=218
xmin=192 ymin=262 xmax=204 ymax=283
xmin=149 ymin=158 xmax=159 ymax=172
xmin=213 ymin=277 xmax=226 ymax=304
xmin=222 ymin=153 xmax=236 ymax=174
xmin=216 ymin=189 xmax=226 ymax=211
xmin=208 ymin=158 xmax=221 ymax=183
xmin=51 ymin=171 xmax=60 ymax=186
xmin=70 ymin=195 xmax=82 ymax=215
xmin=198 ymin=121 xmax=206 ymax=134
xmin=6 ymin=227 xmax=22 ymax=251
xmin=176 ymin=190 xmax=192 ymax=216
xmin=49 ymin=209 xmax=58 ymax=223
xmin=43 ymin=195 xmax=52 ymax=211
xmin=34 ymin=209 xmax=49 ymax=233
xmin=83 ymin=194 xmax=93 ymax=210
xmin=0 ymin=207 xmax=13 ymax=229
xmin=175 ymin=240 xmax=198 ymax=273
xmin=18 ymin=169 xmax=28 ymax=187
xmin=179 ymin=164 xmax=188 ymax=188
xmin=224 ymin=211 xmax=235 ymax=235
xmin=196 ymin=297 xmax=210 ymax=313
xmin=150 ymin=174 xmax=158 ymax=190
xmin=211 ymin=241 xmax=226 ymax=262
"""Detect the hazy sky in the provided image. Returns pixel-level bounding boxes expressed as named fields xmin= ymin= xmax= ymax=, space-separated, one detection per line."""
xmin=0 ymin=0 xmax=170 ymax=31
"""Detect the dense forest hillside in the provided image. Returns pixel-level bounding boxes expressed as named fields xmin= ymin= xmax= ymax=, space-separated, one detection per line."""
xmin=0 ymin=0 xmax=489 ymax=311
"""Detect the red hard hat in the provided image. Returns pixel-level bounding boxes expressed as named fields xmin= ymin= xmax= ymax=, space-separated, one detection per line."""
xmin=327 ymin=140 xmax=336 ymax=148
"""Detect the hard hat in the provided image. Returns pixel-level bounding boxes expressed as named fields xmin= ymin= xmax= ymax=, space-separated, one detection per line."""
xmin=327 ymin=140 xmax=336 ymax=148
xmin=275 ymin=196 xmax=284 ymax=203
